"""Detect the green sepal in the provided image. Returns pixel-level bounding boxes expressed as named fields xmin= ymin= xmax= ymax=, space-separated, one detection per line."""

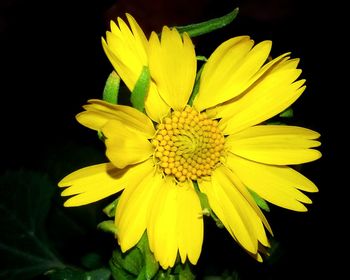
xmin=103 ymin=71 xmax=120 ymax=104
xmin=188 ymin=64 xmax=205 ymax=106
xmin=249 ymin=190 xmax=270 ymax=212
xmin=131 ymin=66 xmax=150 ymax=112
xmin=97 ymin=220 xmax=117 ymax=235
xmin=193 ymin=181 xmax=223 ymax=228
xmin=103 ymin=198 xmax=119 ymax=218
xmin=97 ymin=130 xmax=107 ymax=142
xmin=196 ymin=55 xmax=208 ymax=62
xmin=175 ymin=7 xmax=239 ymax=37
xmin=279 ymin=107 xmax=294 ymax=118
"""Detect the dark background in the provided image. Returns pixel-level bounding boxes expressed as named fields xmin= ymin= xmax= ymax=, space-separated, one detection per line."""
xmin=1 ymin=0 xmax=344 ymax=279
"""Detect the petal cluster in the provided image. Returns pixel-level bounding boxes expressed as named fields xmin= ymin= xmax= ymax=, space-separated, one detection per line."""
xmin=58 ymin=14 xmax=321 ymax=269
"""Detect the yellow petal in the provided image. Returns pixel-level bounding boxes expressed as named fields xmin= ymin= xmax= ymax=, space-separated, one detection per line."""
xmin=77 ymin=99 xmax=155 ymax=138
xmin=116 ymin=165 xmax=161 ymax=252
xmin=226 ymin=125 xmax=322 ymax=165
xmin=149 ymin=28 xmax=196 ymax=110
xmin=220 ymin=168 xmax=271 ymax=248
xmin=216 ymin=58 xmax=305 ymax=134
xmin=200 ymin=166 xmax=271 ymax=253
xmin=194 ymin=38 xmax=272 ymax=111
xmin=58 ymin=161 xmax=152 ymax=207
xmin=147 ymin=177 xmax=179 ymax=269
xmin=219 ymin=166 xmax=273 ymax=236
xmin=198 ymin=179 xmax=231 ymax=230
xmin=204 ymin=52 xmax=290 ymax=119
xmin=102 ymin=119 xmax=153 ymax=169
xmin=196 ymin=36 xmax=251 ymax=82
xmin=125 ymin=14 xmax=148 ymax=51
xmin=177 ymin=181 xmax=203 ymax=265
xmin=144 ymin=82 xmax=171 ymax=123
xmin=102 ymin=15 xmax=148 ymax=92
xmin=226 ymin=154 xmax=318 ymax=212
xmin=102 ymin=41 xmax=139 ymax=91
xmin=210 ymin=167 xmax=259 ymax=253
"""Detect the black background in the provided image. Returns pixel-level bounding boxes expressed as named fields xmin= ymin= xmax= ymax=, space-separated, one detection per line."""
xmin=1 ymin=0 xmax=344 ymax=279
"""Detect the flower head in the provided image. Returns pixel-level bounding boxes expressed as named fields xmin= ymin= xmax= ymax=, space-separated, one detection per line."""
xmin=59 ymin=14 xmax=321 ymax=269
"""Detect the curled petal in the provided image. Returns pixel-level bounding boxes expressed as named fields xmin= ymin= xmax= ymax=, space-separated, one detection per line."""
xmin=58 ymin=161 xmax=153 ymax=207
xmin=77 ymin=99 xmax=155 ymax=138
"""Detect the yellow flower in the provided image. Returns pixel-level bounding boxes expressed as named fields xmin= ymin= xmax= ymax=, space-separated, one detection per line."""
xmin=58 ymin=15 xmax=321 ymax=269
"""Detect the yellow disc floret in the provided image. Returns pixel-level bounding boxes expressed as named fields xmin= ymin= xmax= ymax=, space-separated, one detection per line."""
xmin=152 ymin=106 xmax=225 ymax=182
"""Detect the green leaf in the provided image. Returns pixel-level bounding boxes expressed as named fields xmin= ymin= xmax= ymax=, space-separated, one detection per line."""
xmin=109 ymin=264 xmax=135 ymax=280
xmin=175 ymin=7 xmax=239 ymax=37
xmin=46 ymin=267 xmax=111 ymax=280
xmin=0 ymin=170 xmax=64 ymax=279
xmin=81 ymin=252 xmax=104 ymax=270
xmin=109 ymin=246 xmax=143 ymax=277
xmin=137 ymin=233 xmax=159 ymax=280
xmin=156 ymin=272 xmax=176 ymax=280
xmin=248 ymin=190 xmax=270 ymax=212
xmin=131 ymin=66 xmax=150 ymax=112
xmin=85 ymin=268 xmax=112 ymax=279
xmin=176 ymin=262 xmax=195 ymax=280
xmin=45 ymin=267 xmax=84 ymax=280
xmin=103 ymin=71 xmax=120 ymax=104
xmin=109 ymin=233 xmax=160 ymax=280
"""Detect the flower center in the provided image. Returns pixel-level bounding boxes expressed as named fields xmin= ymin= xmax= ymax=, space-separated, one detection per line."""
xmin=152 ymin=106 xmax=225 ymax=182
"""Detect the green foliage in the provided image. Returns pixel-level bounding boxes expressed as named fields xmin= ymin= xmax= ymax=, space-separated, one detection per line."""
xmin=109 ymin=233 xmax=159 ymax=280
xmin=175 ymin=7 xmax=239 ymax=37
xmin=46 ymin=267 xmax=111 ymax=280
xmin=136 ymin=233 xmax=159 ymax=279
xmin=0 ymin=170 xmax=64 ymax=279
xmin=109 ymin=233 xmax=197 ymax=280
xmin=0 ymin=146 xmax=115 ymax=279
xmin=109 ymin=245 xmax=144 ymax=279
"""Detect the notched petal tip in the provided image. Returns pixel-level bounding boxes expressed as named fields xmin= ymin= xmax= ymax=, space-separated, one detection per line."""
xmin=57 ymin=179 xmax=68 ymax=188
xmin=63 ymin=200 xmax=76 ymax=207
